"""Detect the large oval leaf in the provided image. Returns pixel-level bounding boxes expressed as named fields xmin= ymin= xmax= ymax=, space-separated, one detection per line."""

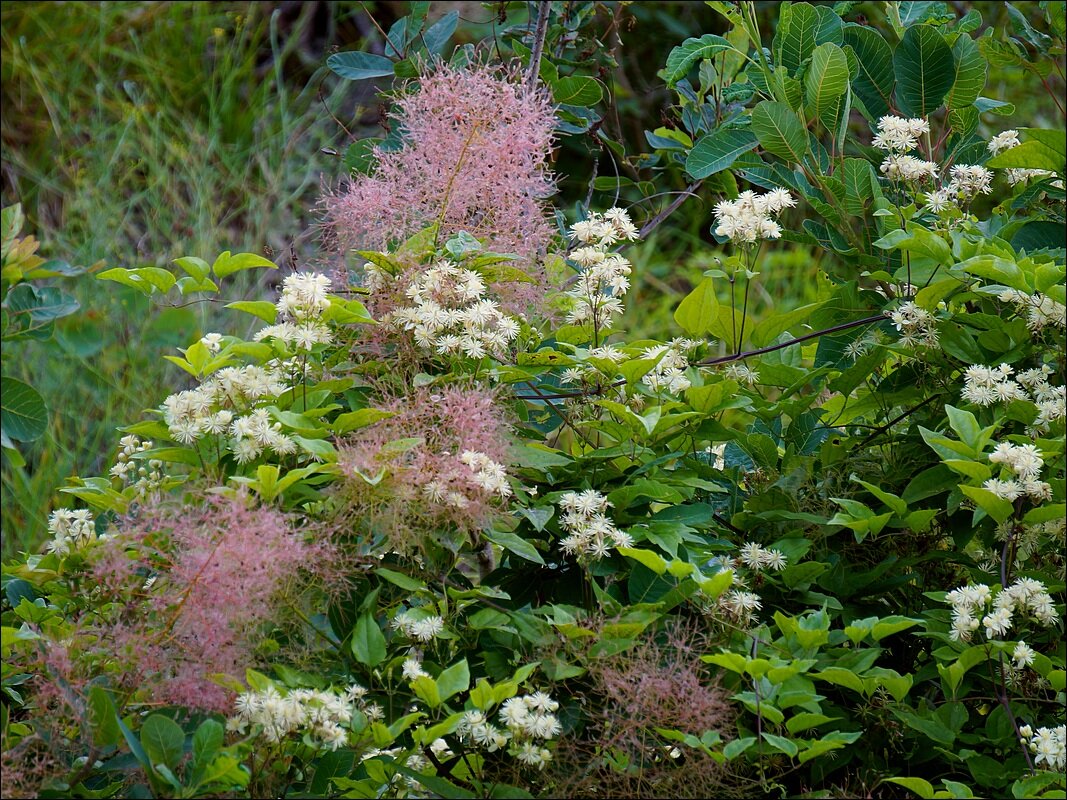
xmin=774 ymin=3 xmax=843 ymax=72
xmin=685 ymin=128 xmax=758 ymax=179
xmin=804 ymin=43 xmax=850 ymax=124
xmin=842 ymin=25 xmax=895 ymax=119
xmin=944 ymin=34 xmax=986 ymax=110
xmin=327 ymin=51 xmax=396 ymax=81
xmin=0 ymin=376 xmax=47 ymax=442
xmin=751 ymin=101 xmax=809 ymax=163
xmin=664 ymin=34 xmax=732 ymax=86
xmin=893 ymin=25 xmax=955 ymax=117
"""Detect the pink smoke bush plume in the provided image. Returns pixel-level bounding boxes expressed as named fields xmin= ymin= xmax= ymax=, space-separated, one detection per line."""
xmin=37 ymin=498 xmax=333 ymax=715
xmin=325 ymin=62 xmax=557 ymax=314
xmin=337 ymin=384 xmax=513 ymax=553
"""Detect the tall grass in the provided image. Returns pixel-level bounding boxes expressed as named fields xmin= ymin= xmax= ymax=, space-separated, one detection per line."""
xmin=0 ymin=1 xmax=356 ymax=555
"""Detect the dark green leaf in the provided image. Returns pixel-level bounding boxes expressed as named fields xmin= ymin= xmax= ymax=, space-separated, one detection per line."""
xmin=685 ymin=128 xmax=758 ymax=179
xmin=751 ymin=101 xmax=809 ymax=163
xmin=894 ymin=25 xmax=955 ymax=117
xmin=327 ymin=51 xmax=396 ymax=81
xmin=140 ymin=714 xmax=185 ymax=771
xmin=0 ymin=376 xmax=47 ymax=442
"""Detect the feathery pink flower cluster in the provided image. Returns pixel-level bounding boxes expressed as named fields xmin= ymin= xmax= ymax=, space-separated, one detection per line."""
xmin=327 ymin=62 xmax=556 ymax=314
xmin=75 ymin=499 xmax=332 ymax=713
xmin=338 ymin=385 xmax=513 ymax=552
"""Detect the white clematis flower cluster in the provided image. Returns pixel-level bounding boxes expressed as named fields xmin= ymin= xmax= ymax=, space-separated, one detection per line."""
xmin=988 ymin=129 xmax=1066 ymax=188
xmin=738 ymin=541 xmax=789 ymax=572
xmin=108 ymin=434 xmax=165 ymax=497
xmin=873 ymin=116 xmax=940 ymax=183
xmin=565 ymin=208 xmax=639 ymax=326
xmin=254 ymin=272 xmax=334 ymax=351
xmin=944 ymin=578 xmax=1058 ymax=642
xmin=227 ymin=684 xmax=374 ymax=751
xmin=963 ymin=363 xmax=1065 ymax=433
xmin=999 ymin=289 xmax=1067 ymax=333
xmin=160 ymin=362 xmax=299 ymax=463
xmin=557 ymin=489 xmax=634 ymax=558
xmin=456 ymin=692 xmax=561 ymax=770
xmin=392 ymin=610 xmax=446 ymax=642
xmin=46 ymin=508 xmax=101 ymax=556
xmin=389 ymin=260 xmax=520 ymax=359
xmin=640 ymin=338 xmax=702 ymax=393
xmin=712 ymin=188 xmax=796 ymax=244
xmin=984 ymin=441 xmax=1053 ymax=502
xmin=1019 ymin=724 xmax=1067 ymax=772
xmin=886 ymin=300 xmax=940 ymax=347
xmin=460 ymin=450 xmax=512 ymax=499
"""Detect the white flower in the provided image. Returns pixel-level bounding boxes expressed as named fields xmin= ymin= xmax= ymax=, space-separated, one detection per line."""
xmin=981 ymin=607 xmax=1013 ymax=637
xmin=988 ymin=130 xmax=1021 ymax=156
xmin=1012 ymin=641 xmax=1036 ymax=669
xmin=712 ymin=187 xmax=794 ymax=243
xmin=200 ymin=332 xmax=224 ymax=353
xmin=402 ymin=658 xmax=429 ymax=681
xmin=764 ymin=549 xmax=788 ymax=571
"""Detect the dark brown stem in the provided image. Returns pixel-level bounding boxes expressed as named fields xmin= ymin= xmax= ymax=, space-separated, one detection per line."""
xmin=855 ymin=393 xmax=944 ymax=448
xmin=636 ymin=181 xmax=704 ymax=241
xmin=515 ymin=314 xmax=887 ymax=401
xmin=697 ymin=314 xmax=886 ymax=366
xmin=526 ymin=2 xmax=550 ymax=89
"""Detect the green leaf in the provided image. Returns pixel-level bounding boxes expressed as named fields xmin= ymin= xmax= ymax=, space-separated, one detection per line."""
xmin=786 ymin=712 xmax=837 ymax=734
xmin=211 ymin=252 xmax=277 ymax=279
xmin=944 ymin=34 xmax=986 ymax=110
xmin=173 ymin=256 xmax=210 ymax=281
xmin=97 ymin=267 xmax=176 ymax=295
xmin=686 ymin=128 xmax=758 ymax=179
xmin=762 ymin=732 xmax=799 ymax=758
xmin=0 ymin=376 xmax=47 ymax=442
xmin=665 ymin=34 xmax=733 ymax=85
xmin=987 ymin=139 xmax=1065 ymax=173
xmin=88 ymin=687 xmax=121 ymax=748
xmin=327 ymin=50 xmax=396 ymax=81
xmin=411 ymin=675 xmax=442 ymax=708
xmin=423 ymin=10 xmax=458 ymax=54
xmin=958 ymin=485 xmax=1014 ymax=524
xmin=751 ymin=101 xmax=809 ymax=163
xmin=375 ymin=567 xmax=426 ymax=591
xmin=225 ymin=301 xmax=278 ymax=324
xmin=192 ymin=719 xmax=224 ymax=766
xmin=332 ymin=408 xmax=394 ymax=435
xmin=804 ymin=43 xmax=850 ymax=123
xmin=674 ymin=277 xmax=719 ymax=336
xmin=750 ymin=300 xmax=826 ymax=347
xmin=871 ymin=616 xmax=921 ymax=641
xmin=551 ymin=76 xmax=602 ymax=106
xmin=351 ymin=613 xmax=387 ymax=667
xmin=617 ymin=547 xmax=669 ymax=575
xmin=140 ymin=714 xmax=185 ymax=771
xmin=842 ymin=25 xmax=895 ymax=119
xmin=893 ymin=25 xmax=955 ymax=117
xmin=435 ymin=659 xmax=470 ymax=702
xmin=883 ymin=780 xmax=934 ymax=797
xmin=842 ymin=157 xmax=878 ymax=214
xmin=775 ymin=2 xmax=842 ymax=72
xmin=722 ymin=736 xmax=757 ymax=759
xmin=486 ymin=528 xmax=545 ymax=565
xmin=874 ymin=223 xmax=952 ymax=264
xmin=813 ymin=667 xmax=866 ymax=694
